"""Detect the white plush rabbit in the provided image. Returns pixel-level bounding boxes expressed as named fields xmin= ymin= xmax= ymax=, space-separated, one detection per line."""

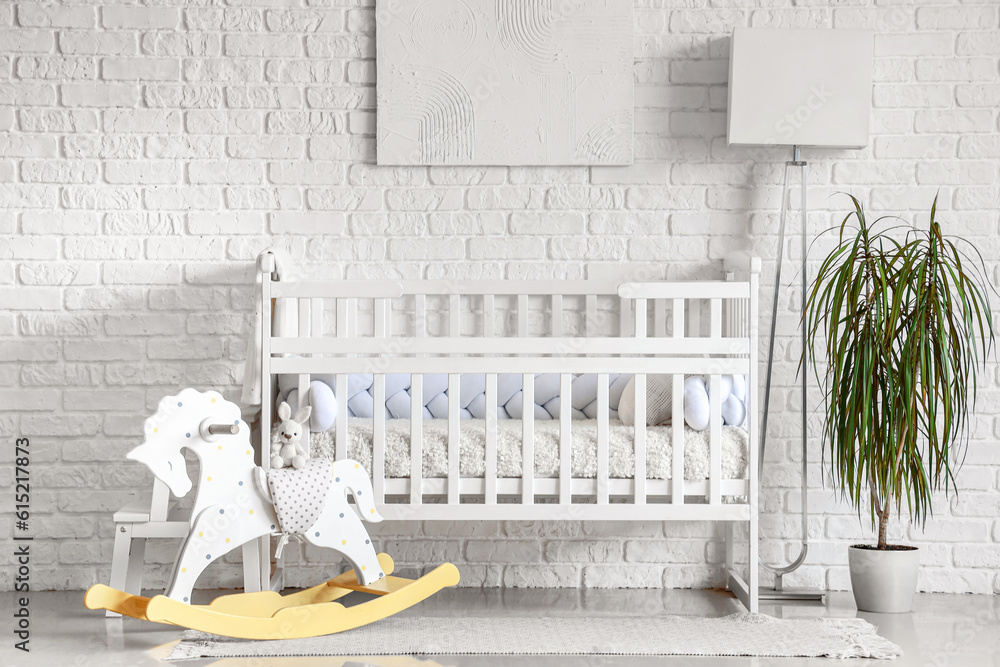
xmin=271 ymin=401 xmax=311 ymax=470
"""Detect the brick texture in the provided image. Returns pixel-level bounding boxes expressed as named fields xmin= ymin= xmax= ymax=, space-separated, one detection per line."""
xmin=1 ymin=0 xmax=999 ymax=595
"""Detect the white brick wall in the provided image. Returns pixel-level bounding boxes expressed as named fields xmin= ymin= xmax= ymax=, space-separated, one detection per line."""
xmin=1 ymin=0 xmax=998 ymax=594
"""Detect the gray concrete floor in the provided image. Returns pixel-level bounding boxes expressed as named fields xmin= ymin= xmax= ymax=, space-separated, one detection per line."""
xmin=2 ymin=587 xmax=998 ymax=666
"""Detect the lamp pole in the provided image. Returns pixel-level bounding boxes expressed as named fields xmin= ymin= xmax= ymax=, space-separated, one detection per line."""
xmin=758 ymin=145 xmax=824 ymax=601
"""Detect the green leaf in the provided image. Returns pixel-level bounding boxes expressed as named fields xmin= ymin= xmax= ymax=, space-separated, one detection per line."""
xmin=801 ymin=193 xmax=996 ymax=544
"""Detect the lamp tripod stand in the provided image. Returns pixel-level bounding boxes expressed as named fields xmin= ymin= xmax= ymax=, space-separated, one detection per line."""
xmin=758 ymin=146 xmax=825 ymax=602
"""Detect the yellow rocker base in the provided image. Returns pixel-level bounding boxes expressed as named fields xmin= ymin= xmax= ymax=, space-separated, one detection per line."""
xmin=85 ymin=554 xmax=461 ymax=640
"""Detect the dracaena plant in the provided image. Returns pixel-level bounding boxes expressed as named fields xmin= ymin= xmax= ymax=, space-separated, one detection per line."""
xmin=803 ymin=194 xmax=994 ymax=549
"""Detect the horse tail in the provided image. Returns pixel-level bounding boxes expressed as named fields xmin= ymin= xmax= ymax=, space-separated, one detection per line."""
xmin=332 ymin=459 xmax=383 ymax=523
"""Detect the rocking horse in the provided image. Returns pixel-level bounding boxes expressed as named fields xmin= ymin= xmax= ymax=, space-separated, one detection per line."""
xmin=84 ymin=388 xmax=460 ymax=639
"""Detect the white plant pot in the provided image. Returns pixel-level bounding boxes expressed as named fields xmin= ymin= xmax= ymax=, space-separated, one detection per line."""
xmin=848 ymin=545 xmax=920 ymax=613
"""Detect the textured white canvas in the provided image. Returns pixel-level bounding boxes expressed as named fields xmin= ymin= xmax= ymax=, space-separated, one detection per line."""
xmin=375 ymin=0 xmax=634 ymax=166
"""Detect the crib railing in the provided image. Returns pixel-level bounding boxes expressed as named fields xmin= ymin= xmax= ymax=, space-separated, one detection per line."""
xmin=260 ymin=263 xmax=758 ymax=522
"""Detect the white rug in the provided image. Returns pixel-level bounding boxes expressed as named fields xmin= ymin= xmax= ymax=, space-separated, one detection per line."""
xmin=166 ymin=613 xmax=901 ymax=660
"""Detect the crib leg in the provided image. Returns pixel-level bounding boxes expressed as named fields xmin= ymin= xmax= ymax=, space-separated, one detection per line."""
xmin=749 ymin=516 xmax=759 ymax=613
xmin=725 ymin=522 xmax=734 ymax=576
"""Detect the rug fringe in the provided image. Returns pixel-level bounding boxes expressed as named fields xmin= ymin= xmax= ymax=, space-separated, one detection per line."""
xmin=822 ymin=619 xmax=903 ymax=659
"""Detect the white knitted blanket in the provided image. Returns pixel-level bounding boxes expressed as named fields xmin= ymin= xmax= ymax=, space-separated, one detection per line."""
xmin=300 ymin=419 xmax=749 ymax=481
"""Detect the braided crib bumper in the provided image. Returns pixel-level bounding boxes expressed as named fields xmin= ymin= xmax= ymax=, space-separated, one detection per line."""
xmin=279 ymin=373 xmax=633 ymax=432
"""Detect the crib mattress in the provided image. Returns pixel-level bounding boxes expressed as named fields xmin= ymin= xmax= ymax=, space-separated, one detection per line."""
xmin=301 ymin=419 xmax=748 ymax=482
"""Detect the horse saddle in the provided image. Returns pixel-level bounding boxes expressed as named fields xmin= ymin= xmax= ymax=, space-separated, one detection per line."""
xmin=266 ymin=458 xmax=333 ymax=535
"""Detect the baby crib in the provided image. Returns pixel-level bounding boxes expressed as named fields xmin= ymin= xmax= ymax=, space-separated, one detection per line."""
xmin=253 ymin=251 xmax=761 ymax=611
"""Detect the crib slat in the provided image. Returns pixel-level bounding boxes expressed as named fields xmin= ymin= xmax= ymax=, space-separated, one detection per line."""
xmin=551 ymin=294 xmax=562 ymax=336
xmin=634 ymin=298 xmax=647 ymax=506
xmin=260 ymin=271 xmax=272 ymax=474
xmin=373 ymin=374 xmax=386 ymax=503
xmin=748 ymin=269 xmax=760 ymax=607
xmin=337 ymin=298 xmax=353 ymax=338
xmin=297 ymin=299 xmax=311 ymax=453
xmin=483 ymin=294 xmax=494 ymax=338
xmin=411 ymin=293 xmax=425 ymax=502
xmin=335 ymin=298 xmax=353 ymax=461
xmin=688 ymin=299 xmax=701 ymax=337
xmin=312 ymin=298 xmax=322 ymax=337
xmin=518 ymin=294 xmax=528 ymax=339
xmin=586 ymin=295 xmax=598 ymax=336
xmin=374 ymin=298 xmax=388 ymax=339
xmin=655 ymin=299 xmax=667 ymax=337
xmin=448 ymin=294 xmax=460 ymax=505
xmin=597 ymin=372 xmax=609 ymax=505
xmin=373 ymin=299 xmax=387 ymax=504
xmin=485 ymin=373 xmax=498 ymax=504
xmin=724 ymin=296 xmax=733 ymax=338
xmin=711 ymin=300 xmax=724 ymax=504
xmin=673 ymin=299 xmax=684 ymax=338
xmin=415 ymin=294 xmax=426 ymax=338
xmin=709 ymin=373 xmax=722 ymax=505
xmin=450 ymin=294 xmax=460 ymax=337
xmin=634 ymin=373 xmax=647 ymax=506
xmin=335 ymin=377 xmax=347 ymax=461
xmin=305 ymin=297 xmax=322 ymax=457
xmin=410 ymin=374 xmax=422 ymax=506
xmin=559 ymin=373 xmax=572 ymax=505
xmin=448 ymin=373 xmax=460 ymax=505
xmin=256 ymin=261 xmax=273 ymax=592
xmin=635 ymin=299 xmax=647 ymax=338
xmin=672 ymin=373 xmax=684 ymax=504
xmin=619 ymin=297 xmax=631 ymax=337
xmin=522 ymin=372 xmax=534 ymax=505
xmin=711 ymin=298 xmax=722 ymax=338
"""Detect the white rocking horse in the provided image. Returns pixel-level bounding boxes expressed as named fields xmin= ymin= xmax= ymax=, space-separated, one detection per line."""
xmin=85 ymin=388 xmax=459 ymax=639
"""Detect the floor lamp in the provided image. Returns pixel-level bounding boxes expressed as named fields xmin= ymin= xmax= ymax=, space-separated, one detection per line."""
xmin=727 ymin=27 xmax=874 ymax=601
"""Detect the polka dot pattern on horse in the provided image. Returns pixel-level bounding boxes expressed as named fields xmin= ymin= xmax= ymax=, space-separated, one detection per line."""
xmin=266 ymin=458 xmax=333 ymax=535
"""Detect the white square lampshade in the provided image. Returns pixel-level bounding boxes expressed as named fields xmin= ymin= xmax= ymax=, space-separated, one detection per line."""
xmin=727 ymin=28 xmax=874 ymax=149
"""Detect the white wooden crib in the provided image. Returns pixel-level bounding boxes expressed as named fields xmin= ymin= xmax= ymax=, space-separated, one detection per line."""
xmin=252 ymin=251 xmax=761 ymax=611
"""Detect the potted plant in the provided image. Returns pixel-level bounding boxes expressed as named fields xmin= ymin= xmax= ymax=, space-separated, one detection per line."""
xmin=803 ymin=194 xmax=994 ymax=613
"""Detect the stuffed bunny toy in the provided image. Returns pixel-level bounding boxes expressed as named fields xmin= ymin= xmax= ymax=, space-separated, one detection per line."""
xmin=272 ymin=401 xmax=311 ymax=470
